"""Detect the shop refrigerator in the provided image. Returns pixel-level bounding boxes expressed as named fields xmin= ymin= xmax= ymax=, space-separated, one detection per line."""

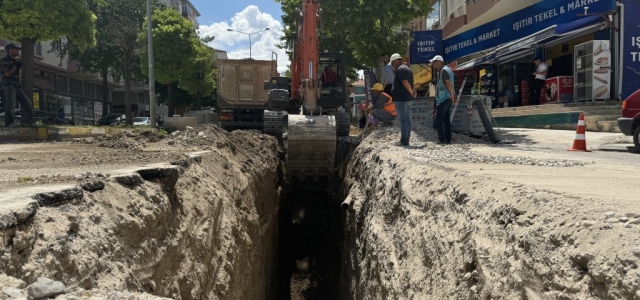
xmin=574 ymin=40 xmax=611 ymax=101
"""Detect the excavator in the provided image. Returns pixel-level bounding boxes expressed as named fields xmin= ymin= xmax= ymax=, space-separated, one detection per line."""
xmin=263 ymin=0 xmax=350 ymax=179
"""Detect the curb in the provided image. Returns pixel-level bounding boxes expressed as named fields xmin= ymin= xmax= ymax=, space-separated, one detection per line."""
xmin=0 ymin=126 xmax=153 ymax=143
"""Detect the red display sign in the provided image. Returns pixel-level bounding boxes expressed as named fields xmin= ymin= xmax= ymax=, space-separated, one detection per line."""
xmin=543 ymin=76 xmax=574 ymax=103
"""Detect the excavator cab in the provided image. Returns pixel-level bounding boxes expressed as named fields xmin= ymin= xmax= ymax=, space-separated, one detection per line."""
xmin=317 ymin=53 xmax=347 ymax=112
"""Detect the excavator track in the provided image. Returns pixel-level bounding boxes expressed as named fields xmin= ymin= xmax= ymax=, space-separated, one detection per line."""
xmin=286 ymin=115 xmax=337 ymax=179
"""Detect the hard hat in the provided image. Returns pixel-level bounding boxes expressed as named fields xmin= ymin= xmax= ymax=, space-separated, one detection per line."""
xmin=429 ymin=55 xmax=444 ymax=63
xmin=372 ymin=83 xmax=384 ymax=91
xmin=390 ymin=53 xmax=402 ymax=61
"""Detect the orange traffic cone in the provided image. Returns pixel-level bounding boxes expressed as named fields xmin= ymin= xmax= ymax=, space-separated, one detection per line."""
xmin=568 ymin=112 xmax=591 ymax=152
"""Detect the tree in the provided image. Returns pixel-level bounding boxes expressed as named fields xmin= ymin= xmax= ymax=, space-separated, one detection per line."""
xmin=282 ymin=65 xmax=292 ymax=78
xmin=57 ymin=0 xmax=118 ymax=119
xmin=0 ymin=0 xmax=96 ymax=103
xmin=275 ymin=0 xmax=432 ymax=68
xmin=96 ymin=0 xmax=149 ymax=125
xmin=179 ymin=42 xmax=217 ymax=110
xmin=138 ymin=7 xmax=199 ymax=116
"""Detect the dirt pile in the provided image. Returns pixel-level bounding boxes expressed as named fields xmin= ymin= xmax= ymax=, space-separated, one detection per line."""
xmin=0 ymin=274 xmax=170 ymax=299
xmin=339 ymin=125 xmax=640 ymax=299
xmin=0 ymin=126 xmax=285 ymax=299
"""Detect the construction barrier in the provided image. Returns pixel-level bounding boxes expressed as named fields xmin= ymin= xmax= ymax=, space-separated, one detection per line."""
xmin=411 ymin=95 xmax=492 ymax=136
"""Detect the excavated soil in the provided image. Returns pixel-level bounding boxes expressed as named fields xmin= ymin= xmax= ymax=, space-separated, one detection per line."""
xmin=0 ymin=124 xmax=285 ymax=299
xmin=339 ymin=125 xmax=640 ymax=299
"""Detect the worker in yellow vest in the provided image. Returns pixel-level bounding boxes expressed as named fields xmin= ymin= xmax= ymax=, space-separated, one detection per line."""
xmin=369 ymin=83 xmax=397 ymax=126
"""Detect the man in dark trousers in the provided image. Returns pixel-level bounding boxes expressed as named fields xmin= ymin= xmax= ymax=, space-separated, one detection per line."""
xmin=1 ymin=43 xmax=34 ymax=126
xmin=430 ymin=55 xmax=458 ymax=144
xmin=390 ymin=53 xmax=416 ymax=146
xmin=532 ymin=57 xmax=548 ymax=105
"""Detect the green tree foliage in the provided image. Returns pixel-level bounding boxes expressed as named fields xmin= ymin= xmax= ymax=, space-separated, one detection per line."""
xmin=0 ymin=0 xmax=96 ymax=103
xmin=102 ymin=0 xmax=148 ymax=125
xmin=138 ymin=7 xmax=199 ymax=116
xmin=275 ymin=0 xmax=432 ymax=69
xmin=179 ymin=42 xmax=217 ymax=110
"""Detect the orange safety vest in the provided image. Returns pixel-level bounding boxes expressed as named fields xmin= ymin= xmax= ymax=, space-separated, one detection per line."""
xmin=380 ymin=92 xmax=397 ymax=116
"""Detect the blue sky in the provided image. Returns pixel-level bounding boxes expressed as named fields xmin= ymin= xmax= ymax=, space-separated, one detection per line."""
xmin=193 ymin=1 xmax=289 ymax=72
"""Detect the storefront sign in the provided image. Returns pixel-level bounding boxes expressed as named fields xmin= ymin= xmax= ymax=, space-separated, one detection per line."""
xmin=444 ymin=0 xmax=616 ymax=61
xmin=410 ymin=30 xmax=444 ymax=64
xmin=363 ymin=70 xmax=377 ymax=105
xmin=33 ymin=75 xmax=55 ymax=91
xmin=32 ymin=93 xmax=40 ymax=110
xmin=622 ymin=0 xmax=640 ymax=100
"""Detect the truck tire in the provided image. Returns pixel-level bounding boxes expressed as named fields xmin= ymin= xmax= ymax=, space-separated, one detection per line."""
xmin=634 ymin=125 xmax=640 ymax=151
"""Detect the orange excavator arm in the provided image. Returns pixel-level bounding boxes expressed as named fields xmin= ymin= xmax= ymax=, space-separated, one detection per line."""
xmin=291 ymin=0 xmax=320 ymax=113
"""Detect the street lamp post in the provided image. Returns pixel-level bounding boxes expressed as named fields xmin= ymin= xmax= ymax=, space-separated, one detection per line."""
xmin=226 ymin=28 xmax=270 ymax=59
xmin=146 ymin=0 xmax=156 ymax=127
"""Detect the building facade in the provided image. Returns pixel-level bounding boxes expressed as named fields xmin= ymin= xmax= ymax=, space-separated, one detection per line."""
xmin=408 ymin=0 xmax=637 ymax=105
xmin=0 ymin=39 xmax=121 ymax=125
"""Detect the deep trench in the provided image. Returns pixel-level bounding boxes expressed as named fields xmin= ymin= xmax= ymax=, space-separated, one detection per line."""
xmin=276 ymin=179 xmax=345 ymax=300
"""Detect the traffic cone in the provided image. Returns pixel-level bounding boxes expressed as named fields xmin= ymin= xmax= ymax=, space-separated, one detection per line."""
xmin=568 ymin=112 xmax=591 ymax=152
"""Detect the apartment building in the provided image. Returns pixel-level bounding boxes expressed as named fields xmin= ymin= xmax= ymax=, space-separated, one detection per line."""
xmin=0 ymin=39 xmax=121 ymax=125
xmin=160 ymin=0 xmax=200 ymax=30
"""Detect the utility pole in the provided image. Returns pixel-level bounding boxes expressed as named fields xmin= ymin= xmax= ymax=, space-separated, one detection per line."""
xmin=147 ymin=0 xmax=156 ymax=127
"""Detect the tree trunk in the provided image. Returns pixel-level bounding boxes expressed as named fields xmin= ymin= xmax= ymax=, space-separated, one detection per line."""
xmin=196 ymin=92 xmax=202 ymax=110
xmin=124 ymin=62 xmax=132 ymax=125
xmin=167 ymin=83 xmax=175 ymax=117
xmin=19 ymin=38 xmax=36 ymax=108
xmin=101 ymin=67 xmax=109 ymax=117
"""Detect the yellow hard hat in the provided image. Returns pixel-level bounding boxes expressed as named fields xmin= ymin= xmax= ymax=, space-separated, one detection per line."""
xmin=372 ymin=83 xmax=384 ymax=91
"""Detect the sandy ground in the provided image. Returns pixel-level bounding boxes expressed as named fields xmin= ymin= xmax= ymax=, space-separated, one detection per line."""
xmin=340 ymin=125 xmax=640 ymax=299
xmin=0 ymin=125 xmax=284 ymax=300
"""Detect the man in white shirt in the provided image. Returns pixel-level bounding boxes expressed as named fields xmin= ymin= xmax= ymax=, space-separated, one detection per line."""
xmin=532 ymin=57 xmax=548 ymax=105
xmin=381 ymin=54 xmax=395 ymax=95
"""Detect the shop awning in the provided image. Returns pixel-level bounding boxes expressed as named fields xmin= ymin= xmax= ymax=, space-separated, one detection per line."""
xmin=456 ymin=16 xmax=607 ymax=70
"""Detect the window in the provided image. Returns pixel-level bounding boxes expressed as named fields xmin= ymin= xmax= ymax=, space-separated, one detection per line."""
xmin=52 ymin=39 xmax=62 ymax=53
xmin=354 ymin=86 xmax=365 ymax=94
xmin=56 ymin=75 xmax=68 ymax=93
xmin=182 ymin=4 xmax=188 ymax=14
xmin=70 ymin=79 xmax=83 ymax=96
xmin=35 ymin=42 xmax=42 ymax=57
xmin=427 ymin=1 xmax=441 ymax=29
xmin=83 ymin=82 xmax=95 ymax=99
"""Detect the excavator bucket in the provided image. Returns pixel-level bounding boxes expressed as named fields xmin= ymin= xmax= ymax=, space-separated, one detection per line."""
xmin=287 ymin=114 xmax=337 ymax=178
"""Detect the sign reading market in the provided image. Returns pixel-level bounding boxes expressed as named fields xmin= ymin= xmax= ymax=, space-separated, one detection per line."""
xmin=444 ymin=0 xmax=616 ymax=61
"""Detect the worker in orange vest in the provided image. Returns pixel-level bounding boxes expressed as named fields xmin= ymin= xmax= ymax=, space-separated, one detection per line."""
xmin=369 ymin=83 xmax=397 ymax=126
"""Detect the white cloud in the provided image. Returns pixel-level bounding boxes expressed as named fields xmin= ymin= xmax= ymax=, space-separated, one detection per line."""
xmin=198 ymin=5 xmax=290 ymax=74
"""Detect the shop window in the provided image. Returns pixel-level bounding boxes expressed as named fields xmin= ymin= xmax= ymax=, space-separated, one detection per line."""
xmin=95 ymin=85 xmax=104 ymax=101
xmin=56 ymin=75 xmax=68 ymax=93
xmin=83 ymin=82 xmax=95 ymax=99
xmin=70 ymin=79 xmax=83 ymax=96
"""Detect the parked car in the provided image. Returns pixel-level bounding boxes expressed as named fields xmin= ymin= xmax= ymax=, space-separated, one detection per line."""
xmin=132 ymin=117 xmax=151 ymax=126
xmin=0 ymin=109 xmax=75 ymax=125
xmin=97 ymin=113 xmax=125 ymax=126
xmin=617 ymin=89 xmax=640 ymax=150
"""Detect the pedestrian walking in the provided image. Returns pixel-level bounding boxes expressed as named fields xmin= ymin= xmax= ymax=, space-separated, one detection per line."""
xmin=57 ymin=108 xmax=65 ymax=120
xmin=390 ymin=53 xmax=416 ymax=146
xmin=532 ymin=57 xmax=548 ymax=105
xmin=381 ymin=54 xmax=395 ymax=95
xmin=1 ymin=43 xmax=34 ymax=127
xmin=430 ymin=55 xmax=457 ymax=144
xmin=369 ymin=83 xmax=396 ymax=125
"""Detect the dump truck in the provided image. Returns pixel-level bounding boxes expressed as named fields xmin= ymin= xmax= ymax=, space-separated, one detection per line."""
xmin=216 ymin=58 xmax=279 ymax=132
